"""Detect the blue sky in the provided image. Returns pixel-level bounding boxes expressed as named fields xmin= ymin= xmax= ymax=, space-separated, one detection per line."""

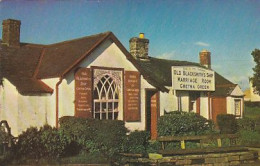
xmin=0 ymin=0 xmax=259 ymax=90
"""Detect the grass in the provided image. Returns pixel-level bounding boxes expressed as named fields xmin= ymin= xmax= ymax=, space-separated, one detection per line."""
xmin=244 ymin=105 xmax=260 ymax=120
xmin=244 ymin=104 xmax=260 ymax=132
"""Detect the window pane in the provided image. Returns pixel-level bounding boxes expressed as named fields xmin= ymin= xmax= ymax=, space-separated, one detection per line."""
xmin=102 ymin=113 xmax=106 ymax=120
xmin=114 ymin=102 xmax=119 ymax=112
xmin=95 ymin=113 xmax=100 ymax=120
xmin=102 ymin=102 xmax=106 ymax=112
xmin=94 ymin=102 xmax=100 ymax=113
xmin=108 ymin=112 xmax=113 ymax=119
xmin=108 ymin=102 xmax=113 ymax=112
xmin=235 ymin=100 xmax=241 ymax=116
xmin=114 ymin=112 xmax=118 ymax=120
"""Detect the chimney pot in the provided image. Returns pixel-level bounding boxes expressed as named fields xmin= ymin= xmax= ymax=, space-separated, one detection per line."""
xmin=139 ymin=33 xmax=145 ymax=39
xmin=2 ymin=19 xmax=21 ymax=47
xmin=199 ymin=49 xmax=211 ymax=69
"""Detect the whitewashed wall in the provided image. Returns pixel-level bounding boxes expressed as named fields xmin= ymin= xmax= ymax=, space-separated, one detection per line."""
xmin=0 ymin=78 xmax=57 ymax=137
xmin=59 ymin=40 xmax=155 ymax=131
xmin=226 ymin=97 xmax=243 ymax=118
xmin=200 ymin=92 xmax=209 ymax=119
xmin=41 ymin=78 xmax=59 ymax=127
xmin=0 ymin=79 xmax=19 ymax=136
xmin=160 ymin=88 xmax=178 ymax=115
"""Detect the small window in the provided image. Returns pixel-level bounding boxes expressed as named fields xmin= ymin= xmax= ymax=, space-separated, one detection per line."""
xmin=234 ymin=99 xmax=241 ymax=116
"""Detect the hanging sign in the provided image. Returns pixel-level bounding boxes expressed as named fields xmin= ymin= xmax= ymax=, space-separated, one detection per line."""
xmin=172 ymin=66 xmax=215 ymax=91
xmin=75 ymin=68 xmax=92 ymax=118
xmin=124 ymin=71 xmax=141 ymax=122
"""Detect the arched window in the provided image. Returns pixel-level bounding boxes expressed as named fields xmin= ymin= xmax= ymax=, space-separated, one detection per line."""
xmin=93 ymin=74 xmax=120 ymax=120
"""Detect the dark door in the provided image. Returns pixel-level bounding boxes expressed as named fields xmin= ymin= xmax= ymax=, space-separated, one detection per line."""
xmin=146 ymin=90 xmax=159 ymax=140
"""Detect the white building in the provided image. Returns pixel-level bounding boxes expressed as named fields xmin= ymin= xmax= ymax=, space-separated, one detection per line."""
xmin=0 ymin=19 xmax=244 ymax=138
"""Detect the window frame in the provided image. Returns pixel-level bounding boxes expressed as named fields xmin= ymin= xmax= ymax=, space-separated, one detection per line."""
xmin=234 ymin=99 xmax=242 ymax=117
xmin=92 ymin=66 xmax=124 ymax=120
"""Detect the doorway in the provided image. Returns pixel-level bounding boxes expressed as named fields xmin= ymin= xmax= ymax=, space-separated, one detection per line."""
xmin=145 ymin=90 xmax=159 ymax=140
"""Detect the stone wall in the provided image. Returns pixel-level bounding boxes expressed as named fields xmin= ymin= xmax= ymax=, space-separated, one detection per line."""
xmin=126 ymin=150 xmax=258 ymax=166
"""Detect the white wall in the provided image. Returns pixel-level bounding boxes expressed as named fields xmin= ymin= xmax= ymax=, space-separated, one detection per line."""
xmin=41 ymin=78 xmax=59 ymax=127
xmin=17 ymin=95 xmax=49 ymax=134
xmin=0 ymin=78 xmax=57 ymax=137
xmin=0 ymin=79 xmax=19 ymax=136
xmin=226 ymin=96 xmax=243 ymax=118
xmin=60 ymin=40 xmax=155 ymax=132
xmin=160 ymin=87 xmax=180 ymax=115
xmin=200 ymin=92 xmax=209 ymax=119
xmin=175 ymin=91 xmax=189 ymax=112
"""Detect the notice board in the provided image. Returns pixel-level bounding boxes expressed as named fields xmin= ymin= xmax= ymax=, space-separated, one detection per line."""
xmin=124 ymin=71 xmax=141 ymax=122
xmin=74 ymin=68 xmax=92 ymax=118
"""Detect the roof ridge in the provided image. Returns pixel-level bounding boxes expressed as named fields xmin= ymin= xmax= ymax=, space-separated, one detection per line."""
xmin=152 ymin=56 xmax=200 ymax=65
xmin=60 ymin=31 xmax=112 ymax=77
xmin=45 ymin=31 xmax=112 ymax=47
xmin=33 ymin=47 xmax=46 ymax=78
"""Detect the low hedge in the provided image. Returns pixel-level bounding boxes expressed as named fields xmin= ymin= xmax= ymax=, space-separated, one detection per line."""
xmin=122 ymin=130 xmax=150 ymax=155
xmin=217 ymin=114 xmax=238 ymax=134
xmin=59 ymin=116 xmax=128 ymax=162
xmin=16 ymin=125 xmax=69 ymax=160
xmin=158 ymin=111 xmax=215 ymax=136
xmin=236 ymin=117 xmax=255 ymax=131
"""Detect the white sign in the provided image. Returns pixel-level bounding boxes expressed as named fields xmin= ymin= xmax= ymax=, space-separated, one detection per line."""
xmin=172 ymin=66 xmax=215 ymax=91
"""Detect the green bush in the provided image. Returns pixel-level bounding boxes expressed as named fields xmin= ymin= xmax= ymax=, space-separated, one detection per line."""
xmin=16 ymin=125 xmax=69 ymax=160
xmin=146 ymin=140 xmax=160 ymax=153
xmin=236 ymin=117 xmax=255 ymax=131
xmin=123 ymin=130 xmax=150 ymax=154
xmin=217 ymin=114 xmax=238 ymax=134
xmin=39 ymin=125 xmax=69 ymax=158
xmin=16 ymin=127 xmax=44 ymax=159
xmin=158 ymin=111 xmax=215 ymax=136
xmin=59 ymin=116 xmax=128 ymax=163
xmin=238 ymin=130 xmax=260 ymax=146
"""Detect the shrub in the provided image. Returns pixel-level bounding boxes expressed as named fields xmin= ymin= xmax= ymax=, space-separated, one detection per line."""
xmin=236 ymin=117 xmax=255 ymax=131
xmin=238 ymin=130 xmax=260 ymax=146
xmin=123 ymin=130 xmax=150 ymax=154
xmin=217 ymin=114 xmax=238 ymax=134
xmin=16 ymin=125 xmax=69 ymax=160
xmin=39 ymin=125 xmax=69 ymax=158
xmin=93 ymin=119 xmax=128 ymax=162
xmin=146 ymin=140 xmax=160 ymax=153
xmin=16 ymin=127 xmax=43 ymax=159
xmin=158 ymin=111 xmax=215 ymax=136
xmin=59 ymin=116 xmax=128 ymax=163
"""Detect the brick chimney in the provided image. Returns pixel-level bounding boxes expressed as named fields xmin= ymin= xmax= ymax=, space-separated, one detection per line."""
xmin=129 ymin=33 xmax=149 ymax=59
xmin=2 ymin=19 xmax=21 ymax=47
xmin=199 ymin=49 xmax=211 ymax=69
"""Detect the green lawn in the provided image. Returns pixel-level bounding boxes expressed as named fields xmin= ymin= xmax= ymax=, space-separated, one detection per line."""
xmin=244 ymin=105 xmax=260 ymax=120
xmin=244 ymin=104 xmax=260 ymax=133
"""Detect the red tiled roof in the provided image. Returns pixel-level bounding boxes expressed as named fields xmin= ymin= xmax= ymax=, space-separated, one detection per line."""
xmin=36 ymin=32 xmax=111 ymax=79
xmin=0 ymin=43 xmax=53 ymax=95
xmin=0 ymin=31 xmax=236 ymax=96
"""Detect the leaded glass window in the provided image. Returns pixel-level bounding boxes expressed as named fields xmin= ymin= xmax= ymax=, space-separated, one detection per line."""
xmin=93 ymin=69 xmax=122 ymax=120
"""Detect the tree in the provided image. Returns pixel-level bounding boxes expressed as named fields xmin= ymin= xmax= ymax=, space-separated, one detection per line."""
xmin=251 ymin=49 xmax=260 ymax=93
